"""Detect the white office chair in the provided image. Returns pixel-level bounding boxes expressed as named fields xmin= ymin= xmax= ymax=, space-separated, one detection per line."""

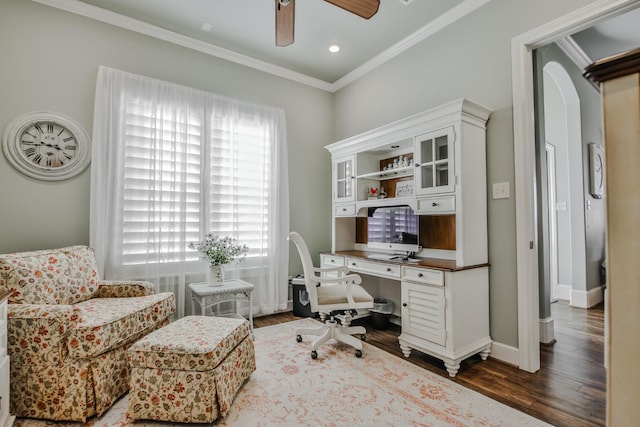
xmin=288 ymin=231 xmax=374 ymax=358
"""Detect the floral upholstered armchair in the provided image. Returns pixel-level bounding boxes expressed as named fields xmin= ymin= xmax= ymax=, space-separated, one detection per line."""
xmin=0 ymin=245 xmax=176 ymax=422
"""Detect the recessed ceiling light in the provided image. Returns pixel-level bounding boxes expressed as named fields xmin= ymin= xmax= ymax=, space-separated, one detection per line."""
xmin=328 ymin=44 xmax=341 ymax=53
xmin=201 ymin=22 xmax=212 ymax=32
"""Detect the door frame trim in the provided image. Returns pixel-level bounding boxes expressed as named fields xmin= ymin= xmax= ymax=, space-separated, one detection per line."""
xmin=511 ymin=0 xmax=640 ymax=372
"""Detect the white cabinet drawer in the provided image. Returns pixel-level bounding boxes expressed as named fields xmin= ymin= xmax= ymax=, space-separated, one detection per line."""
xmin=334 ymin=204 xmax=356 ymax=216
xmin=416 ymin=195 xmax=455 ymax=214
xmin=320 ymin=254 xmax=345 ymax=267
xmin=346 ymin=258 xmax=401 ymax=279
xmin=402 ymin=266 xmax=444 ymax=286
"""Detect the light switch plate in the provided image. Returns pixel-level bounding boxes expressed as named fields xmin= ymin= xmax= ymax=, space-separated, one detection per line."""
xmin=492 ymin=182 xmax=510 ymax=199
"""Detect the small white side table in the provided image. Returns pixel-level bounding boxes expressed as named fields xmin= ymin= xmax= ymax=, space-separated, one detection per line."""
xmin=189 ymin=280 xmax=255 ymax=335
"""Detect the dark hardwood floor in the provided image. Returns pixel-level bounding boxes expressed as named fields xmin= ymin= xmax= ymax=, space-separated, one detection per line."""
xmin=254 ymin=301 xmax=605 ymax=427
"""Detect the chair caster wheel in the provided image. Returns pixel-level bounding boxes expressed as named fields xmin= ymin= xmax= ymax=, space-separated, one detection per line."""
xmin=355 ymin=349 xmax=362 ymax=358
xmin=360 ymin=334 xmax=366 ymax=341
xmin=296 ymin=335 xmax=302 ymax=342
xmin=311 ymin=350 xmax=318 ymax=359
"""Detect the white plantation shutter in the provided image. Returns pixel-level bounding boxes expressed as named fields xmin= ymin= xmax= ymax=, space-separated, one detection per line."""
xmin=91 ymin=67 xmax=289 ymax=318
xmin=122 ymin=101 xmax=203 ymax=265
xmin=209 ymin=115 xmax=270 ymax=259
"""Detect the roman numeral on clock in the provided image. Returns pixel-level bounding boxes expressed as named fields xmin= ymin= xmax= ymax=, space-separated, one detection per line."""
xmin=33 ymin=154 xmax=42 ymax=164
xmin=24 ymin=147 xmax=36 ymax=157
xmin=47 ymin=123 xmax=54 ymax=134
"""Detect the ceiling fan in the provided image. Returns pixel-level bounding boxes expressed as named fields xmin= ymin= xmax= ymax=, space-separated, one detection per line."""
xmin=275 ymin=0 xmax=380 ymax=47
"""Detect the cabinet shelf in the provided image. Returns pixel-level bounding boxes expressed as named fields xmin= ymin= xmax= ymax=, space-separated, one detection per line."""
xmin=356 ymin=166 xmax=414 ymax=180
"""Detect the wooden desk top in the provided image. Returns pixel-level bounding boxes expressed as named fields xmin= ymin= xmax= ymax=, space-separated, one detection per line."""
xmin=325 ymin=250 xmax=489 ymax=272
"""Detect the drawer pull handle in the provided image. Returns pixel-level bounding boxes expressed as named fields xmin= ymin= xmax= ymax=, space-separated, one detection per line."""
xmin=432 ymin=202 xmax=439 ymax=207
xmin=402 ymin=302 xmax=408 ymax=307
xmin=331 ymin=259 xmax=335 ymax=263
xmin=418 ymin=273 xmax=424 ymax=278
xmin=351 ymin=262 xmax=356 ymax=266
xmin=342 ymin=208 xmax=347 ymax=212
xmin=386 ymin=268 xmax=392 ymax=272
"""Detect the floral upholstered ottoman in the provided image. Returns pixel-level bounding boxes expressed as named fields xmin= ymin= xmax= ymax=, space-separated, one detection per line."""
xmin=126 ymin=315 xmax=256 ymax=423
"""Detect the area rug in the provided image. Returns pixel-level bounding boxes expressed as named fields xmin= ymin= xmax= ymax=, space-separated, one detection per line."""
xmin=15 ymin=318 xmax=550 ymax=426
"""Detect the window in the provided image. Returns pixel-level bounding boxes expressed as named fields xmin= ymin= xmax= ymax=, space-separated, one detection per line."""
xmin=91 ymin=67 xmax=290 ymax=318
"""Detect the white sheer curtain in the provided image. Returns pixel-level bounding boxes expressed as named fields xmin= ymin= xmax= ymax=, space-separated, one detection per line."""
xmin=90 ymin=66 xmax=289 ymax=318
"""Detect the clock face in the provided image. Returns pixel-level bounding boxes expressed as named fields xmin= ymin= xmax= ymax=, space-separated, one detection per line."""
xmin=595 ymin=153 xmax=604 ymax=189
xmin=589 ymin=143 xmax=605 ymax=199
xmin=2 ymin=112 xmax=90 ymax=181
xmin=19 ymin=121 xmax=78 ymax=169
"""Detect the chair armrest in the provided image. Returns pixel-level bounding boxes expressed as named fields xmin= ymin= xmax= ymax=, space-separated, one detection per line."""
xmin=96 ymin=280 xmax=156 ymax=297
xmin=312 ymin=273 xmax=363 ymax=306
xmin=312 ymin=266 xmax=350 ymax=275
xmin=312 ymin=274 xmax=362 ymax=286
xmin=8 ymin=303 xmax=81 ymax=364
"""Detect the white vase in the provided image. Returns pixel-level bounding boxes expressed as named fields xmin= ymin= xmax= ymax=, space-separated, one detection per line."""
xmin=207 ymin=265 xmax=225 ymax=287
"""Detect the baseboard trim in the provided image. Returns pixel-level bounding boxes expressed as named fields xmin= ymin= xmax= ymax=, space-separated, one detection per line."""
xmin=539 ymin=317 xmax=555 ymax=344
xmin=557 ymin=284 xmax=571 ymax=301
xmin=489 ymin=341 xmax=519 ymax=366
xmin=570 ymin=285 xmax=604 ymax=308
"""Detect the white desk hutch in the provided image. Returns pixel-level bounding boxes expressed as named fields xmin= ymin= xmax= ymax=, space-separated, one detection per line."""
xmin=324 ymin=98 xmax=492 ymax=377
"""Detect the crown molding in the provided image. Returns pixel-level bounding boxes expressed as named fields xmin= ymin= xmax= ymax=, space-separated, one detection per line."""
xmin=555 ymin=35 xmax=599 ymax=91
xmin=555 ymin=36 xmax=593 ymax=71
xmin=32 ymin=0 xmax=491 ymax=93
xmin=332 ymin=0 xmax=492 ymax=91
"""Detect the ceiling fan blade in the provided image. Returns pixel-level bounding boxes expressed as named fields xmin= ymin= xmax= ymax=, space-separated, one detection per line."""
xmin=324 ymin=0 xmax=380 ymax=19
xmin=275 ymin=0 xmax=295 ymax=47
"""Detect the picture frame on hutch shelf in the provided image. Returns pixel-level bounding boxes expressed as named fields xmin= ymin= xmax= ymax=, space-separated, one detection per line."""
xmin=395 ymin=180 xmax=414 ymax=198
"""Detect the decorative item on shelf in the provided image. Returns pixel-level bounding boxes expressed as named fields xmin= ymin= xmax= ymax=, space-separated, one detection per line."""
xmin=189 ymin=234 xmax=249 ymax=286
xmin=395 ymin=180 xmax=414 ymax=198
xmin=379 ymin=187 xmax=387 ymax=199
xmin=367 ymin=187 xmax=379 ymax=199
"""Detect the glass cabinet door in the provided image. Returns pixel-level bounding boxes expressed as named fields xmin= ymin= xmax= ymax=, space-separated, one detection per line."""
xmin=414 ymin=127 xmax=454 ymax=195
xmin=333 ymin=156 xmax=355 ymax=202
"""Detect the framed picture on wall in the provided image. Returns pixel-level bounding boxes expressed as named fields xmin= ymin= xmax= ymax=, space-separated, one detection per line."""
xmin=395 ymin=180 xmax=414 ymax=198
xmin=589 ymin=143 xmax=605 ymax=199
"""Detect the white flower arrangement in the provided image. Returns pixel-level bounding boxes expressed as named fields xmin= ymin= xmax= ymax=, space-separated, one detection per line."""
xmin=189 ymin=234 xmax=248 ymax=266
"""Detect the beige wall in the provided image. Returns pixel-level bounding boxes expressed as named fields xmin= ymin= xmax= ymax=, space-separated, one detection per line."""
xmin=331 ymin=0 xmax=597 ymax=347
xmin=0 ymin=0 xmax=333 ymax=274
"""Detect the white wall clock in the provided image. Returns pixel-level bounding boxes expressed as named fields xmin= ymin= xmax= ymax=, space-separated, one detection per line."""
xmin=589 ymin=143 xmax=605 ymax=199
xmin=2 ymin=111 xmax=91 ymax=181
